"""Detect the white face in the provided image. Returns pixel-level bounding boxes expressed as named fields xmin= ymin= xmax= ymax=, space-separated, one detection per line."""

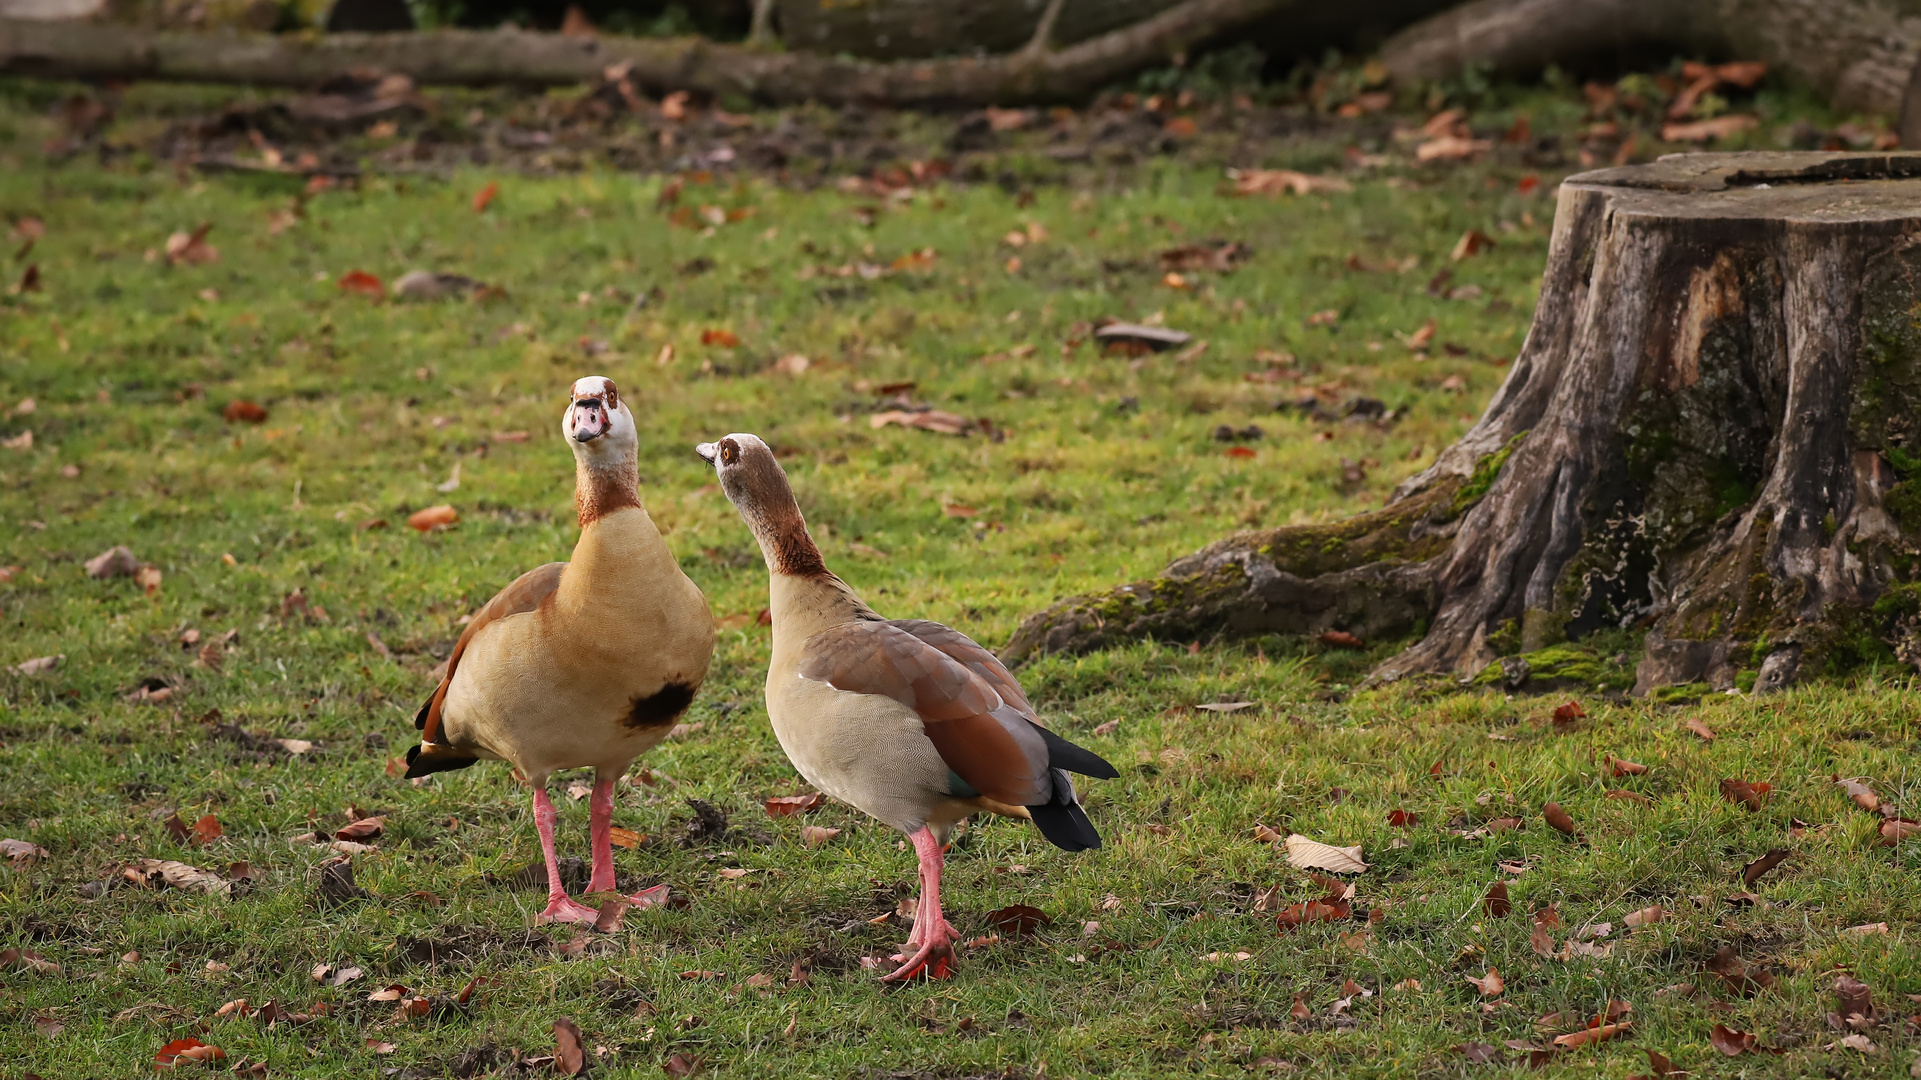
xmin=563 ymin=375 xmax=637 ymax=460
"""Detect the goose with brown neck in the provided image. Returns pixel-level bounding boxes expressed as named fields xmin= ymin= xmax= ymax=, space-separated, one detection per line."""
xmin=406 ymin=376 xmax=715 ymax=924
xmin=697 ymin=432 xmax=1117 ymax=980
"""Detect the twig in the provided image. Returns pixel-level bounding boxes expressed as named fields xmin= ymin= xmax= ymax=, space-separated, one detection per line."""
xmin=1021 ymin=0 xmax=1069 ymax=59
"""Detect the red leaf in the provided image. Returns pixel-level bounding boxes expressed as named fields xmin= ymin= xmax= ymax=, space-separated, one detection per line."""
xmin=1275 ymin=899 xmax=1350 ymax=931
xmin=1551 ymin=700 xmax=1586 ymax=724
xmin=1720 ymin=778 xmax=1768 ymax=811
xmin=156 ymin=1037 xmax=226 ymax=1067
xmin=700 ymin=328 xmax=739 ymax=347
xmin=472 ymin=181 xmax=499 ymax=213
xmin=1319 ymin=630 xmax=1364 ymax=649
xmin=191 ymin=814 xmax=222 ymax=845
xmin=1225 ymin=446 xmax=1257 ymax=459
xmin=1553 ymin=1020 xmax=1629 ymax=1048
xmin=221 ymin=400 xmax=268 ymax=424
xmin=1386 ymin=809 xmax=1418 ymax=827
xmin=763 ymin=792 xmax=825 ymax=817
xmin=338 ymin=270 xmax=384 ymax=299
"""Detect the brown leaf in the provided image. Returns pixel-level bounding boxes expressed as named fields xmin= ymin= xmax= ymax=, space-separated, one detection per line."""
xmin=1553 ymin=1021 xmax=1630 ymax=1049
xmin=1283 ymin=834 xmax=1367 ymax=873
xmin=1605 ymin=789 xmax=1652 ymax=805
xmin=1275 ymin=899 xmax=1351 ymax=931
xmin=337 ymin=269 xmax=385 ymax=298
xmin=1624 ymin=905 xmax=1663 ymax=928
xmin=1318 ymin=630 xmax=1364 ymax=649
xmin=1456 ymin=1042 xmax=1500 ymax=1064
xmin=1229 ymin=168 xmax=1352 ymax=197
xmin=1465 ymin=968 xmax=1504 ymax=996
xmin=1607 ymin=756 xmax=1648 ymax=777
xmin=594 ymin=898 xmax=629 ymax=933
xmin=1542 ymin=802 xmax=1579 ymax=837
xmin=124 ymin=858 xmax=229 ymax=895
xmin=1741 ymin=848 xmax=1790 ymax=886
xmin=335 ymin=816 xmax=385 ymax=841
xmin=553 ymin=1017 xmax=587 ymax=1076
xmin=1833 ymin=775 xmax=1879 ymax=812
xmin=1386 ymin=809 xmax=1418 ymax=827
xmin=0 ymin=838 xmax=48 ymax=865
xmin=1705 ymin=946 xmax=1774 ymax=996
xmin=1709 ymin=1023 xmax=1755 ymax=1056
xmin=1290 ymin=993 xmax=1312 ymax=1021
xmin=1661 ymin=115 xmax=1760 ymax=142
xmin=190 ymin=814 xmax=222 ymax=845
xmin=2 ymin=947 xmax=60 ymax=974
xmin=406 ymin=505 xmax=458 ymax=532
xmin=164 ymin=223 xmax=219 ymax=265
xmin=1483 ymin=882 xmax=1512 ymax=918
xmin=1879 ymin=817 xmax=1921 ymax=846
xmin=1719 ymin=778 xmax=1770 ymax=811
xmin=662 ymin=1051 xmax=702 ymax=1077
xmin=607 ymin=826 xmax=643 ymax=849
xmin=365 ymin=1039 xmax=397 ymax=1054
xmin=800 ymin=825 xmax=841 ymax=847
xmin=1450 ymin=229 xmax=1497 ymax=260
xmin=1485 ymin=816 xmax=1525 ymax=833
xmin=985 ymin=904 xmax=1050 ymax=937
xmin=1551 ymin=700 xmax=1586 ymax=726
xmin=1684 ymin=717 xmax=1716 ymax=741
xmin=1643 ymin=1048 xmax=1681 ymax=1077
xmin=155 ymin=1037 xmax=225 ymax=1067
xmin=1836 ymin=974 xmax=1874 ymax=1022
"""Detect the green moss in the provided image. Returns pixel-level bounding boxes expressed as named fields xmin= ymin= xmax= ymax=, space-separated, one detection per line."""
xmin=1470 ymin=640 xmax=1633 ymax=692
xmin=1650 ymin=682 xmax=1712 ymax=705
xmin=1886 ymin=481 xmax=1921 ymax=535
xmin=1451 ymin=431 xmax=1527 ymax=516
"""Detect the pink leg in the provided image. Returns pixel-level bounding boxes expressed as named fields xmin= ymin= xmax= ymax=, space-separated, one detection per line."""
xmin=587 ymin=773 xmax=671 ymax=909
xmin=884 ymin=827 xmax=956 ymax=981
xmin=533 ymin=786 xmax=599 ymax=925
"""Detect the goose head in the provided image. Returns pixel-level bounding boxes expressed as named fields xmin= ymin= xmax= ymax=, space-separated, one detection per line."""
xmin=564 ymin=376 xmax=637 ymax=466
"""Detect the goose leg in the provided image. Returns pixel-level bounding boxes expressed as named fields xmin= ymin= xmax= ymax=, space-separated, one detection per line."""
xmin=587 ymin=773 xmax=671 ymax=909
xmin=533 ymin=786 xmax=600 ymax=924
xmin=883 ymin=827 xmax=956 ymax=981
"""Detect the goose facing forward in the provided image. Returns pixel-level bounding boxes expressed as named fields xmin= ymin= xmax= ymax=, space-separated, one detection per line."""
xmin=405 ymin=376 xmax=715 ymax=924
xmin=697 ymin=432 xmax=1116 ymax=979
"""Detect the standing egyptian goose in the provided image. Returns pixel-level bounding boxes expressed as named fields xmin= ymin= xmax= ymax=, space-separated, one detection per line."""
xmin=405 ymin=376 xmax=715 ymax=925
xmin=697 ymin=433 xmax=1116 ymax=979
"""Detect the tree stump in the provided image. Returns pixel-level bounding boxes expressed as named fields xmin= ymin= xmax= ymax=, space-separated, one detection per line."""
xmin=1007 ymin=152 xmax=1921 ymax=695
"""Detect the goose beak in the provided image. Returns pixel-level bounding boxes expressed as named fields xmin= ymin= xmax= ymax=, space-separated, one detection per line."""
xmin=695 ymin=441 xmax=718 ymax=464
xmin=572 ymin=398 xmax=609 ymax=442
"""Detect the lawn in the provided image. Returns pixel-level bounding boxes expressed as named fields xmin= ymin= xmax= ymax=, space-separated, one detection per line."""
xmin=1 ymin=68 xmax=1916 ymax=1078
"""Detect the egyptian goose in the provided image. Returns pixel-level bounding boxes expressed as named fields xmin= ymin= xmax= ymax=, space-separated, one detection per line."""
xmin=696 ymin=432 xmax=1116 ymax=979
xmin=405 ymin=376 xmax=715 ymax=924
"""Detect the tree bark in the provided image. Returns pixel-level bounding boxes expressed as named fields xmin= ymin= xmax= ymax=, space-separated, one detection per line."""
xmin=1379 ymin=0 xmax=1921 ymax=118
xmin=0 ymin=0 xmax=1289 ymax=104
xmin=1008 ymin=151 xmax=1921 ymax=695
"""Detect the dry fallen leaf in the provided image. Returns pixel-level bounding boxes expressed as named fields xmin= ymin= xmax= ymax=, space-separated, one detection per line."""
xmin=1709 ymin=1023 xmax=1755 ymax=1056
xmin=1450 ymin=229 xmax=1496 ymax=260
xmin=1483 ymin=882 xmax=1512 ymax=918
xmin=1684 ymin=717 xmax=1716 ymax=741
xmin=553 ymin=1016 xmax=587 ymax=1076
xmin=338 ymin=269 xmax=385 ymax=299
xmin=164 ymin=223 xmax=219 ymax=265
xmin=1553 ymin=1021 xmax=1630 ymax=1049
xmin=1879 ymin=817 xmax=1921 ymax=846
xmin=1 ymin=838 xmax=49 ymax=865
xmin=1284 ymin=834 xmax=1367 ymax=874
xmin=1228 ymin=168 xmax=1352 ymax=196
xmin=1720 ymin=778 xmax=1771 ymax=811
xmin=800 ymin=826 xmax=841 ymax=847
xmin=984 ymin=904 xmax=1051 ymax=937
xmin=1542 ymin=802 xmax=1579 ymax=838
xmin=1465 ymin=968 xmax=1504 ymax=996
xmin=1741 ymin=848 xmax=1790 ymax=886
xmin=335 ymin=817 xmax=385 ymax=842
xmin=155 ymin=1037 xmax=226 ymax=1067
xmin=407 ymin=505 xmax=459 ymax=532
xmin=124 ymin=859 xmax=229 ymax=895
xmin=1607 ymin=755 xmax=1648 ymax=777
xmin=764 ymin=792 xmax=824 ymax=817
xmin=1624 ymin=905 xmax=1664 ymax=928
xmin=1661 ymin=115 xmax=1760 ymax=142
xmin=1834 ymin=776 xmax=1879 ymax=812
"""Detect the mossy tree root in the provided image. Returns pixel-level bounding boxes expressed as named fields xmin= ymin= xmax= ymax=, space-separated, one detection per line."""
xmin=1011 ymin=152 xmax=1921 ymax=695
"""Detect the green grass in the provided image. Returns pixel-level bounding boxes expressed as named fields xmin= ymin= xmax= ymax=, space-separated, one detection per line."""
xmin=2 ymin=74 xmax=1917 ymax=1078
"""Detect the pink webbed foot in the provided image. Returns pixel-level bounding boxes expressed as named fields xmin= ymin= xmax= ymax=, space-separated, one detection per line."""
xmin=537 ymin=895 xmax=604 ymax=925
xmin=885 ymin=929 xmax=957 ymax=981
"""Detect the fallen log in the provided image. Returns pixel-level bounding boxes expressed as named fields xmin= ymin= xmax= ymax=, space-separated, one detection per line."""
xmin=0 ymin=0 xmax=1289 ymax=104
xmin=1378 ymin=0 xmax=1919 ymax=118
xmin=1007 ymin=152 xmax=1921 ymax=695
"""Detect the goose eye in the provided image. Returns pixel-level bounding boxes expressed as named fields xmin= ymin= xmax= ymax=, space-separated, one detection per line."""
xmin=719 ymin=439 xmax=740 ymax=465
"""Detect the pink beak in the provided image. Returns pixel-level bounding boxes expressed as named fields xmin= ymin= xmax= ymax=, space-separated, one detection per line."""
xmin=572 ymin=399 xmax=609 ymax=442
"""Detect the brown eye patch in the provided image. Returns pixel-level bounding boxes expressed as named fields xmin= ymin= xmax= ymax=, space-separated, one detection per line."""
xmin=600 ymin=380 xmax=619 ymax=410
xmin=719 ymin=438 xmax=740 ymax=465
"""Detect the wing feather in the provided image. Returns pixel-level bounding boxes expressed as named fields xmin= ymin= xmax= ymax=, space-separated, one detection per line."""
xmin=417 ymin=561 xmax=566 ymax=745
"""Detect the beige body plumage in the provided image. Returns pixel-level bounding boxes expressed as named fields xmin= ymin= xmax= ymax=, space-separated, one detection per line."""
xmin=407 ymin=376 xmax=714 ymax=924
xmin=699 ymin=432 xmax=1115 ymax=979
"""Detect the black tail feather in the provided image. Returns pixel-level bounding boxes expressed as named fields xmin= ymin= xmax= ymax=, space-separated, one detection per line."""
xmin=404 ymin=742 xmax=479 ymax=779
xmin=1032 ymin=723 xmax=1119 ymax=779
xmin=1028 ymin=799 xmax=1101 ymax=852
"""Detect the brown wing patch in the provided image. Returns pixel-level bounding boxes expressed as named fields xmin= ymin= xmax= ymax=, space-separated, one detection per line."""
xmin=799 ymin=621 xmax=1049 ymax=804
xmin=890 ymin=619 xmax=1035 ymax=717
xmin=418 ymin=561 xmax=567 ymax=745
xmin=797 ymin=622 xmax=1001 ymax=720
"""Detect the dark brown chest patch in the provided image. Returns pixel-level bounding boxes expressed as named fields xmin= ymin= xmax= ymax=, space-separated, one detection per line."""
xmin=625 ymin=680 xmax=699 ymax=728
